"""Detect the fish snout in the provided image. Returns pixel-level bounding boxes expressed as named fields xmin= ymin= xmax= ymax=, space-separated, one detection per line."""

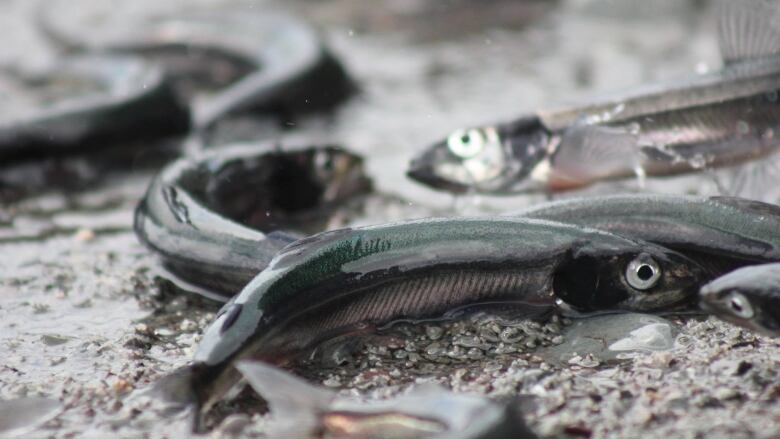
xmin=406 ymin=144 xmax=470 ymax=193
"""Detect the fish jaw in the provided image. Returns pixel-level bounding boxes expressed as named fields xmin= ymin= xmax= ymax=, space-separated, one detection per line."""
xmin=407 ymin=140 xmax=473 ymax=193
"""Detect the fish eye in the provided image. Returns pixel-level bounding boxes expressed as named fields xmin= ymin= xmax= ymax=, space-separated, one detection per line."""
xmin=726 ymin=292 xmax=754 ymax=319
xmin=447 ymin=128 xmax=485 ymax=159
xmin=625 ymin=254 xmax=661 ymax=290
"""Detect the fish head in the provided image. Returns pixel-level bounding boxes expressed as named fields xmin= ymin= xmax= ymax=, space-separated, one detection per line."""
xmin=553 ymin=241 xmax=707 ymax=312
xmin=407 ymin=116 xmax=551 ymax=193
xmin=311 ymin=146 xmax=373 ymax=202
xmin=700 ymin=270 xmax=780 ymax=336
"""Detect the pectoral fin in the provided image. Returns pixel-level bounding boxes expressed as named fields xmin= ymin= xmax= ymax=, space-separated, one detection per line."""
xmin=544 ymin=125 xmax=641 ymax=190
xmin=236 ymin=361 xmax=334 ymax=436
xmin=717 ymin=0 xmax=780 ymax=63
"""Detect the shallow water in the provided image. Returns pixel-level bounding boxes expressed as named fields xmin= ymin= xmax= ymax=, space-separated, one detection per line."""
xmin=1 ymin=0 xmax=780 ymax=438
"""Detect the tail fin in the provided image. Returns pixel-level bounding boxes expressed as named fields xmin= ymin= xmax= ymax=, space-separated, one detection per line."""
xmin=123 ymin=365 xmax=203 ymax=433
xmin=235 ymin=361 xmax=334 ymax=436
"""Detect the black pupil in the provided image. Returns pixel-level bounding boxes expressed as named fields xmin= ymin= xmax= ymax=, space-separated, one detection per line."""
xmin=731 ymin=299 xmax=743 ymax=312
xmin=461 ymin=134 xmax=471 ymax=144
xmin=637 ymin=264 xmax=654 ymax=281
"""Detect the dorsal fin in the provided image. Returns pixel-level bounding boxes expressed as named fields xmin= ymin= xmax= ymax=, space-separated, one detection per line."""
xmin=717 ymin=0 xmax=780 ymax=64
xmin=710 ymin=195 xmax=780 ymax=217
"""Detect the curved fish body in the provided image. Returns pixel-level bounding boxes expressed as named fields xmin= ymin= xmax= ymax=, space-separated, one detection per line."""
xmin=190 ymin=217 xmax=706 ymax=415
xmin=237 ymin=361 xmax=538 ymax=439
xmin=700 ymin=263 xmax=780 ymax=337
xmin=36 ymin=9 xmax=355 ymax=129
xmin=0 ymin=55 xmax=189 ymax=161
xmin=408 ymin=0 xmax=780 ymax=193
xmin=514 ymin=193 xmax=780 ymax=274
xmin=133 ymin=143 xmax=371 ymax=300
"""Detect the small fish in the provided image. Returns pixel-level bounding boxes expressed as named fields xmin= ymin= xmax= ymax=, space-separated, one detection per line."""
xmin=134 ymin=142 xmax=372 ymax=300
xmin=408 ymin=0 xmax=780 ymax=194
xmin=36 ymin=9 xmax=355 ymax=130
xmin=0 ymin=55 xmax=188 ymax=162
xmin=188 ymin=217 xmax=705 ymax=424
xmin=236 ymin=361 xmax=538 ymax=439
xmin=700 ymin=263 xmax=780 ymax=337
xmin=514 ymin=193 xmax=780 ymax=275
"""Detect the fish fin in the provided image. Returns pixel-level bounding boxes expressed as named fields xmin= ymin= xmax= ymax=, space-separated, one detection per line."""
xmin=717 ymin=0 xmax=780 ymax=64
xmin=134 ymin=366 xmax=198 ymax=407
xmin=118 ymin=366 xmax=203 ymax=433
xmin=236 ymin=360 xmax=334 ymax=415
xmin=545 ymin=125 xmax=641 ymax=190
xmin=708 ymin=150 xmax=780 ymax=202
xmin=711 ymin=182 xmax=780 ymax=213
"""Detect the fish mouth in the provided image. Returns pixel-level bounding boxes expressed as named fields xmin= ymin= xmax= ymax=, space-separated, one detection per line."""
xmin=406 ymin=147 xmax=471 ymax=193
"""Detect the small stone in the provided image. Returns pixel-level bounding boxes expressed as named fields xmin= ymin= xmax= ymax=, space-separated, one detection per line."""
xmin=425 ymin=326 xmax=443 ymax=340
xmin=323 ymin=376 xmax=341 ymax=387
xmin=425 ymin=342 xmax=445 ymax=356
xmin=467 ymin=348 xmax=484 ymax=359
xmin=41 ymin=334 xmax=70 ymax=346
xmin=112 ymin=379 xmax=134 ymax=394
xmin=74 ymin=228 xmax=95 ymax=242
xmin=32 ymin=303 xmax=50 ymax=314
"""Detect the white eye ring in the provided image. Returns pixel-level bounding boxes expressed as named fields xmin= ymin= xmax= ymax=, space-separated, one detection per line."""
xmin=447 ymin=128 xmax=485 ymax=159
xmin=626 ymin=254 xmax=661 ymax=290
xmin=727 ymin=292 xmax=754 ymax=319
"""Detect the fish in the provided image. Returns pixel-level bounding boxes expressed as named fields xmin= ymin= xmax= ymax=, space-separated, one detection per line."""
xmin=408 ymin=0 xmax=780 ymax=194
xmin=513 ymin=193 xmax=780 ymax=275
xmin=700 ymin=263 xmax=780 ymax=337
xmin=133 ymin=142 xmax=372 ymax=301
xmin=188 ymin=217 xmax=706 ymax=424
xmin=236 ymin=361 xmax=539 ymax=439
xmin=0 ymin=54 xmax=189 ymax=162
xmin=35 ymin=8 xmax=355 ymax=130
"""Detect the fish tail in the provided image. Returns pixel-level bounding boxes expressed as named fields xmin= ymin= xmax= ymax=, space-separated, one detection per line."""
xmin=235 ymin=361 xmax=333 ymax=419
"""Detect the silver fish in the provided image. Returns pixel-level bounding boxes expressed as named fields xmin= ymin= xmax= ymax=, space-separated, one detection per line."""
xmin=134 ymin=142 xmax=371 ymax=300
xmin=36 ymin=8 xmax=355 ymax=131
xmin=408 ymin=0 xmax=780 ymax=194
xmin=0 ymin=55 xmax=188 ymax=162
xmin=187 ymin=217 xmax=705 ymax=428
xmin=236 ymin=361 xmax=538 ymax=439
xmin=700 ymin=263 xmax=780 ymax=337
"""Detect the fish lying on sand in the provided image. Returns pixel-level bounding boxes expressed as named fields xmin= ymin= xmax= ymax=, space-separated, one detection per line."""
xmin=700 ymin=262 xmax=780 ymax=337
xmin=184 ymin=217 xmax=706 ymax=428
xmin=133 ymin=142 xmax=371 ymax=300
xmin=236 ymin=361 xmax=539 ymax=439
xmin=36 ymin=8 xmax=355 ymax=130
xmin=514 ymin=193 xmax=780 ymax=276
xmin=408 ymin=0 xmax=780 ymax=194
xmin=0 ymin=55 xmax=188 ymax=162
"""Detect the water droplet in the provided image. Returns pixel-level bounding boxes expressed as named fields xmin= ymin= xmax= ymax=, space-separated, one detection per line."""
xmin=764 ymin=129 xmax=775 ymax=140
xmin=688 ymin=154 xmax=707 ymax=169
xmin=767 ymin=91 xmax=778 ymax=102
